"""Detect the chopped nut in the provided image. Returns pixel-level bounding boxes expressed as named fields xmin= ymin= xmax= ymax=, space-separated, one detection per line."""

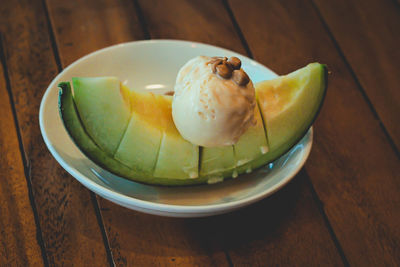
xmin=232 ymin=69 xmax=250 ymax=86
xmin=228 ymin=57 xmax=241 ymax=70
xmin=208 ymin=56 xmax=248 ymax=84
xmin=211 ymin=59 xmax=223 ymax=73
xmin=216 ymin=63 xmax=233 ymax=78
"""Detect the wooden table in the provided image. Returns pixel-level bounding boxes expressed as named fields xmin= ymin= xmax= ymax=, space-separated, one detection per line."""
xmin=1 ymin=0 xmax=399 ymax=266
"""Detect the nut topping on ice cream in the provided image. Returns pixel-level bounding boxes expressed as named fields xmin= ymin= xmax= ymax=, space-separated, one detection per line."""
xmin=215 ymin=63 xmax=233 ymax=79
xmin=207 ymin=56 xmax=249 ymax=86
xmin=232 ymin=69 xmax=250 ymax=86
xmin=172 ymin=56 xmax=256 ymax=147
xmin=228 ymin=57 xmax=242 ymax=70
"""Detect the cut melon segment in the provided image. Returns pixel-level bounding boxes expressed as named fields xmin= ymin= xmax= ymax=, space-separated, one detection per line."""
xmin=200 ymin=146 xmax=236 ymax=179
xmin=256 ymin=63 xmax=327 ymax=162
xmin=58 ymin=82 xmax=145 ymax=179
xmin=58 ymin=62 xmax=327 ymax=186
xmin=153 ymin=95 xmax=199 ymax=179
xmin=114 ymin=91 xmax=162 ymax=174
xmin=58 ymin=82 xmax=206 ymax=186
xmin=234 ymin=104 xmax=269 ymax=174
xmin=72 ymin=77 xmax=131 ymax=155
xmin=114 ymin=112 xmax=162 ymax=174
xmin=155 ymin=133 xmax=199 ymax=179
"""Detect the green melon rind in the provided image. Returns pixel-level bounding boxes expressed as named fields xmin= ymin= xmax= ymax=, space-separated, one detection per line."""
xmin=58 ymin=82 xmax=210 ymax=186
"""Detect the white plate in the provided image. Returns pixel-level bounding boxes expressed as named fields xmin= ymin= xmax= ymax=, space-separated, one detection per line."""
xmin=39 ymin=40 xmax=313 ymax=217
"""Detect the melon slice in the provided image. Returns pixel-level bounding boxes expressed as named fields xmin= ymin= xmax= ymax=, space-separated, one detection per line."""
xmin=234 ymin=104 xmax=269 ymax=174
xmin=58 ymin=82 xmax=148 ymax=179
xmin=152 ymin=94 xmax=199 ymax=179
xmin=114 ymin=90 xmax=200 ymax=179
xmin=59 ymin=82 xmax=205 ymax=186
xmin=256 ymin=63 xmax=327 ymax=164
xmin=58 ymin=62 xmax=327 ymax=186
xmin=114 ymin=91 xmax=162 ymax=175
xmin=200 ymin=146 xmax=236 ymax=182
xmin=72 ymin=77 xmax=131 ymax=155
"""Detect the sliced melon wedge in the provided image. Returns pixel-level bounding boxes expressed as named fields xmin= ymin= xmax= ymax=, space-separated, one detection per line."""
xmin=200 ymin=146 xmax=236 ymax=181
xmin=153 ymin=94 xmax=199 ymax=179
xmin=58 ymin=82 xmax=146 ymax=179
xmin=58 ymin=62 xmax=327 ymax=186
xmin=234 ymin=104 xmax=269 ymax=174
xmin=59 ymin=82 xmax=206 ymax=186
xmin=114 ymin=91 xmax=162 ymax=175
xmin=72 ymin=77 xmax=131 ymax=155
xmin=256 ymin=63 xmax=326 ymax=164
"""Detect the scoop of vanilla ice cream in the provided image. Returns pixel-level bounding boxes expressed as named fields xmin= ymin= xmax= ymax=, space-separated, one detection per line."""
xmin=172 ymin=56 xmax=256 ymax=147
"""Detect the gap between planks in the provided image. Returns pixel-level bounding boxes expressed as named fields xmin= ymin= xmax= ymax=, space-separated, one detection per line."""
xmin=304 ymin=171 xmax=350 ymax=267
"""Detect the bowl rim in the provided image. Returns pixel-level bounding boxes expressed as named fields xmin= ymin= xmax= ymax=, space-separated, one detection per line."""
xmin=39 ymin=39 xmax=313 ymax=214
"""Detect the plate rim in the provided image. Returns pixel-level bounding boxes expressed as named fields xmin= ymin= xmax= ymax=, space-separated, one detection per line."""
xmin=39 ymin=39 xmax=313 ymax=215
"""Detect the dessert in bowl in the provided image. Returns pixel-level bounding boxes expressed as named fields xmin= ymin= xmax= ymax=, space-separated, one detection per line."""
xmin=40 ymin=40 xmax=325 ymax=216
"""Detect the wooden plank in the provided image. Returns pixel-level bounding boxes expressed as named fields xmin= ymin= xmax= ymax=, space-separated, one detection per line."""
xmin=0 ymin=43 xmax=44 ymax=267
xmin=313 ymin=0 xmax=400 ymax=150
xmin=0 ymin=0 xmax=110 ymax=265
xmin=207 ymin=172 xmax=344 ymax=266
xmin=47 ymin=0 xmax=144 ymax=66
xmin=137 ymin=0 xmax=247 ymax=53
xmin=46 ymin=0 xmax=229 ymax=265
xmin=47 ymin=0 xmax=343 ymax=265
xmin=228 ymin=0 xmax=400 ymax=265
xmin=100 ymin=205 xmax=230 ymax=266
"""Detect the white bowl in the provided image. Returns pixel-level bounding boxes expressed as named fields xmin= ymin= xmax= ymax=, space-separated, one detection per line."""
xmin=39 ymin=40 xmax=313 ymax=217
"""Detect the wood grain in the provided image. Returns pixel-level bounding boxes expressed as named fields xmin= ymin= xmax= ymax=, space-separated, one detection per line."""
xmin=138 ymin=0 xmax=247 ymax=54
xmin=229 ymin=0 xmax=400 ymax=265
xmin=0 ymin=0 xmax=110 ymax=265
xmin=101 ymin=205 xmax=230 ymax=266
xmin=47 ymin=0 xmax=144 ymax=66
xmin=48 ymin=0 xmax=343 ymax=265
xmin=0 ymin=42 xmax=44 ymax=267
xmin=313 ymin=0 xmax=400 ymax=150
xmin=201 ymin=172 xmax=344 ymax=266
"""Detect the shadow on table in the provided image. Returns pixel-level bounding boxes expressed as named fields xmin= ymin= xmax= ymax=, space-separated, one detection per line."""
xmin=185 ymin=170 xmax=305 ymax=250
xmin=99 ymin=169 xmax=309 ymax=259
